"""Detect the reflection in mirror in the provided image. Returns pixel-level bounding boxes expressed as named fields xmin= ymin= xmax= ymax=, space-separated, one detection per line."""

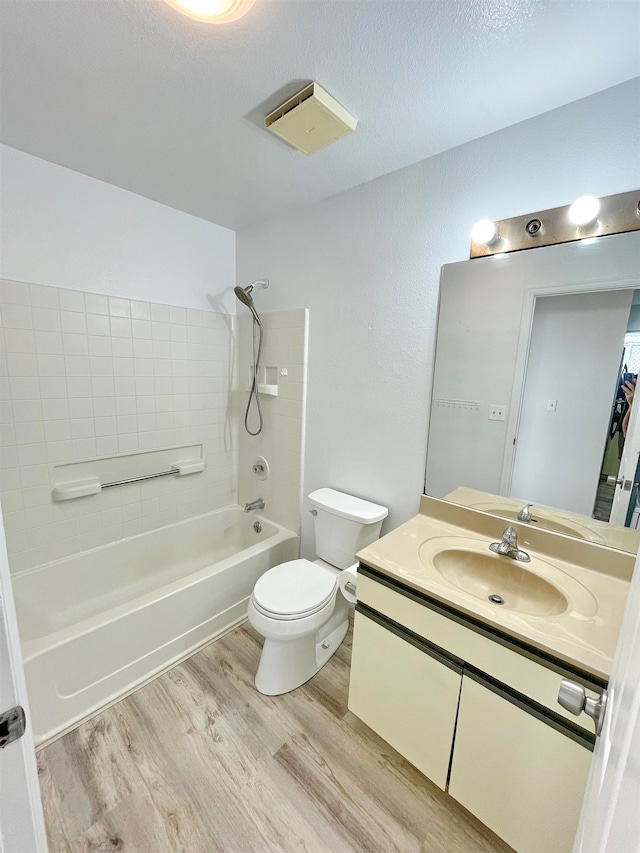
xmin=425 ymin=230 xmax=640 ymax=553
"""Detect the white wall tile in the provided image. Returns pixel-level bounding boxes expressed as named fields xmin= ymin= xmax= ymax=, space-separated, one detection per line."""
xmin=44 ymin=420 xmax=71 ymax=442
xmin=32 ymin=307 xmax=61 ymax=332
xmin=67 ymin=376 xmax=91 ymax=398
xmin=12 ymin=400 xmax=42 ymax=422
xmin=85 ymin=293 xmax=109 ymax=315
xmin=63 ymin=333 xmax=89 ymax=355
xmin=38 ymin=354 xmax=66 ymax=376
xmin=1 ymin=282 xmax=238 ymax=571
xmin=112 ymin=338 xmax=133 ymax=358
xmin=109 ymin=297 xmax=130 ymax=317
xmin=93 ymin=397 xmax=116 ymax=417
xmin=110 ymin=317 xmax=132 ymax=337
xmin=35 ymin=331 xmax=63 ymax=354
xmin=96 ymin=435 xmax=118 ymax=456
xmin=7 ymin=353 xmax=38 ymax=376
xmin=30 ymin=284 xmax=58 ymax=309
xmin=2 ymin=303 xmax=33 ymax=329
xmin=42 ymin=399 xmax=69 ymax=420
xmin=39 ymin=377 xmax=68 ymax=399
xmin=133 ymin=339 xmax=153 ymax=359
xmin=90 ymin=356 xmax=113 ymax=376
xmin=68 ymin=398 xmax=93 ymax=419
xmin=87 ymin=314 xmax=111 ymax=336
xmin=61 ymin=310 xmax=87 ymax=334
xmin=130 ymin=301 xmax=151 ymax=321
xmin=132 ymin=319 xmax=152 ymax=339
xmin=4 ymin=329 xmax=35 ymax=353
xmin=58 ymin=289 xmax=85 ymax=312
xmin=88 ymin=335 xmax=112 ymax=357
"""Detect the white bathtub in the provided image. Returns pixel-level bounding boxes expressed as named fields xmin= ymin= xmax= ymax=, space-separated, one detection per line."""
xmin=12 ymin=507 xmax=299 ymax=747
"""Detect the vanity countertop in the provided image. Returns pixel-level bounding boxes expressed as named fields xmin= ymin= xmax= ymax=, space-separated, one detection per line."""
xmin=444 ymin=486 xmax=640 ymax=554
xmin=356 ymin=497 xmax=634 ymax=682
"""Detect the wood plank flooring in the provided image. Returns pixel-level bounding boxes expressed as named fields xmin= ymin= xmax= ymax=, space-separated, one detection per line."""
xmin=38 ymin=622 xmax=513 ymax=853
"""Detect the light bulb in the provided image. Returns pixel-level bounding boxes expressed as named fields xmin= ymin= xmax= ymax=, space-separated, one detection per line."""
xmin=568 ymin=195 xmax=600 ymax=226
xmin=471 ymin=219 xmax=497 ymax=245
xmin=165 ymin=0 xmax=255 ymax=23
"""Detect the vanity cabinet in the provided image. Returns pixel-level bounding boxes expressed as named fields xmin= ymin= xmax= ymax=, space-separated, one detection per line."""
xmin=349 ymin=609 xmax=462 ymax=789
xmin=349 ymin=564 xmax=603 ymax=853
xmin=449 ymin=674 xmax=592 ymax=853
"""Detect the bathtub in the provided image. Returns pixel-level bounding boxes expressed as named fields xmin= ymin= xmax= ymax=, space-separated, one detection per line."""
xmin=12 ymin=507 xmax=299 ymax=747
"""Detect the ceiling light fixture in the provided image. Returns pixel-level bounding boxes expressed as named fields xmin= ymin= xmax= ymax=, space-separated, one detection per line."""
xmin=568 ymin=195 xmax=600 ymax=226
xmin=471 ymin=219 xmax=498 ymax=245
xmin=165 ymin=0 xmax=255 ymax=23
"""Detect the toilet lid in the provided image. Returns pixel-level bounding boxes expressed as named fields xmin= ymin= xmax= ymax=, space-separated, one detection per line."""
xmin=253 ymin=559 xmax=337 ymax=618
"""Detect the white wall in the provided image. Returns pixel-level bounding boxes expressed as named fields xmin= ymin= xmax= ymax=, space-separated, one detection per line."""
xmin=236 ymin=79 xmax=640 ymax=557
xmin=510 ymin=290 xmax=633 ymax=516
xmin=0 ymin=145 xmax=236 ymax=312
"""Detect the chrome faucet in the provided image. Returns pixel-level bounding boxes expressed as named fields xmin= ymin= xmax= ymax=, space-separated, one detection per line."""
xmin=517 ymin=503 xmax=534 ymax=523
xmin=489 ymin=526 xmax=530 ymax=562
xmin=244 ymin=498 xmax=265 ymax=513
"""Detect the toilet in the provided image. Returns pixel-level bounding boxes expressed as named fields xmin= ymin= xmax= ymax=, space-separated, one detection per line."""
xmin=247 ymin=487 xmax=388 ymax=695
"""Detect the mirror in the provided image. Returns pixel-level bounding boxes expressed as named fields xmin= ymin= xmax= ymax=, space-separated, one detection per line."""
xmin=425 ymin=229 xmax=640 ymax=552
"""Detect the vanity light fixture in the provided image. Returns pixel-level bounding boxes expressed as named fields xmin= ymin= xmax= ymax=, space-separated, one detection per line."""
xmin=470 ymin=219 xmax=498 ymax=245
xmin=469 ymin=189 xmax=640 ymax=259
xmin=165 ymin=0 xmax=255 ymax=23
xmin=568 ymin=195 xmax=601 ymax=226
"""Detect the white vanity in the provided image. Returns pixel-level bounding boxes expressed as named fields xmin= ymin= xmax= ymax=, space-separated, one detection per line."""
xmin=348 ymin=497 xmax=633 ymax=853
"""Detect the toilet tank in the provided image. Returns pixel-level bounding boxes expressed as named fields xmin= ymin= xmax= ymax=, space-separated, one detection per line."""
xmin=308 ymin=488 xmax=388 ymax=569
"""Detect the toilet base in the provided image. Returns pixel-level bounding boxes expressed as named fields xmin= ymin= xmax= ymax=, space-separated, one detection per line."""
xmin=253 ymin=598 xmax=349 ymax=696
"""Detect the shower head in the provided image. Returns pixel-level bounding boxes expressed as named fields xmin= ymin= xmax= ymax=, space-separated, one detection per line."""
xmin=234 ymin=279 xmax=268 ymax=326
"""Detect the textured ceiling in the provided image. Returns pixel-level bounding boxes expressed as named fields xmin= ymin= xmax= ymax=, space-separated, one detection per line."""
xmin=0 ymin=0 xmax=638 ymax=230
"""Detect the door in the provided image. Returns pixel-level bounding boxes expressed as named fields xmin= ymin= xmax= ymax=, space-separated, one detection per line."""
xmin=573 ymin=543 xmax=640 ymax=852
xmin=609 ymin=380 xmax=640 ymax=527
xmin=0 ymin=506 xmax=48 ymax=852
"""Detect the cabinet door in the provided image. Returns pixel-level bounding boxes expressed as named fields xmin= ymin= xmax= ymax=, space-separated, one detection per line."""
xmin=348 ymin=610 xmax=462 ymax=790
xmin=449 ymin=675 xmax=593 ymax=853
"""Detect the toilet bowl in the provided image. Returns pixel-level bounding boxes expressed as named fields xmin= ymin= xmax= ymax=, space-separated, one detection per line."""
xmin=247 ymin=488 xmax=388 ymax=695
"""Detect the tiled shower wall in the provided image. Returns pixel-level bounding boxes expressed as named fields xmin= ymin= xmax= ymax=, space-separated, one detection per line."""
xmin=238 ymin=309 xmax=307 ymax=533
xmin=0 ymin=279 xmax=238 ymax=572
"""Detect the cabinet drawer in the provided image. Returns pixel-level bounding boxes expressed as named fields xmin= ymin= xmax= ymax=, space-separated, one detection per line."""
xmin=348 ymin=610 xmax=462 ymax=790
xmin=449 ymin=675 xmax=592 ymax=853
xmin=358 ymin=568 xmax=602 ymax=733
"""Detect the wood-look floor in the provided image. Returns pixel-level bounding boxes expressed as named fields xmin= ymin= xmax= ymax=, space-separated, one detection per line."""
xmin=38 ymin=622 xmax=513 ymax=853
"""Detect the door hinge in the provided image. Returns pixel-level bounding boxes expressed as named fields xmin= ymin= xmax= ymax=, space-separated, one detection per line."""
xmin=0 ymin=705 xmax=26 ymax=748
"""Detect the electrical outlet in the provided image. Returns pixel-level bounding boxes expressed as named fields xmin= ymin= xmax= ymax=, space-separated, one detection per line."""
xmin=489 ymin=404 xmax=506 ymax=421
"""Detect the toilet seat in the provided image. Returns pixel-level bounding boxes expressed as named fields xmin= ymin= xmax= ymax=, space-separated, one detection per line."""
xmin=252 ymin=559 xmax=337 ymax=621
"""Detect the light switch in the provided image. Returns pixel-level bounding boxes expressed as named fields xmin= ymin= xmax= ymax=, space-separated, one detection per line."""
xmin=547 ymin=399 xmax=558 ymax=412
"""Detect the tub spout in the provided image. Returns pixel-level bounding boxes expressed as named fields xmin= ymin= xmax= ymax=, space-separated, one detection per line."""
xmin=244 ymin=498 xmax=265 ymax=513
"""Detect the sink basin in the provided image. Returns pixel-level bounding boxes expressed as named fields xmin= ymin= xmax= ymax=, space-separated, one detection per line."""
xmin=469 ymin=503 xmax=600 ymax=541
xmin=488 ymin=509 xmax=586 ymax=539
xmin=429 ymin=548 xmax=568 ymax=617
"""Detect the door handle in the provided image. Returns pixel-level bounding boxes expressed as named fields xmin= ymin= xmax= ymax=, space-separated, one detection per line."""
xmin=557 ymin=680 xmax=607 ymax=736
xmin=606 ymin=475 xmax=633 ymax=490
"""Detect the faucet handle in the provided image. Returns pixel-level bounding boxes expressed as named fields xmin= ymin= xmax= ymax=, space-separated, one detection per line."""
xmin=503 ymin=526 xmax=518 ymax=545
xmin=517 ymin=503 xmax=533 ymax=522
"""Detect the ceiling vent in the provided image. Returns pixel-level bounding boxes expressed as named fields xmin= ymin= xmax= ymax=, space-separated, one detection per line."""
xmin=265 ymin=83 xmax=357 ymax=156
